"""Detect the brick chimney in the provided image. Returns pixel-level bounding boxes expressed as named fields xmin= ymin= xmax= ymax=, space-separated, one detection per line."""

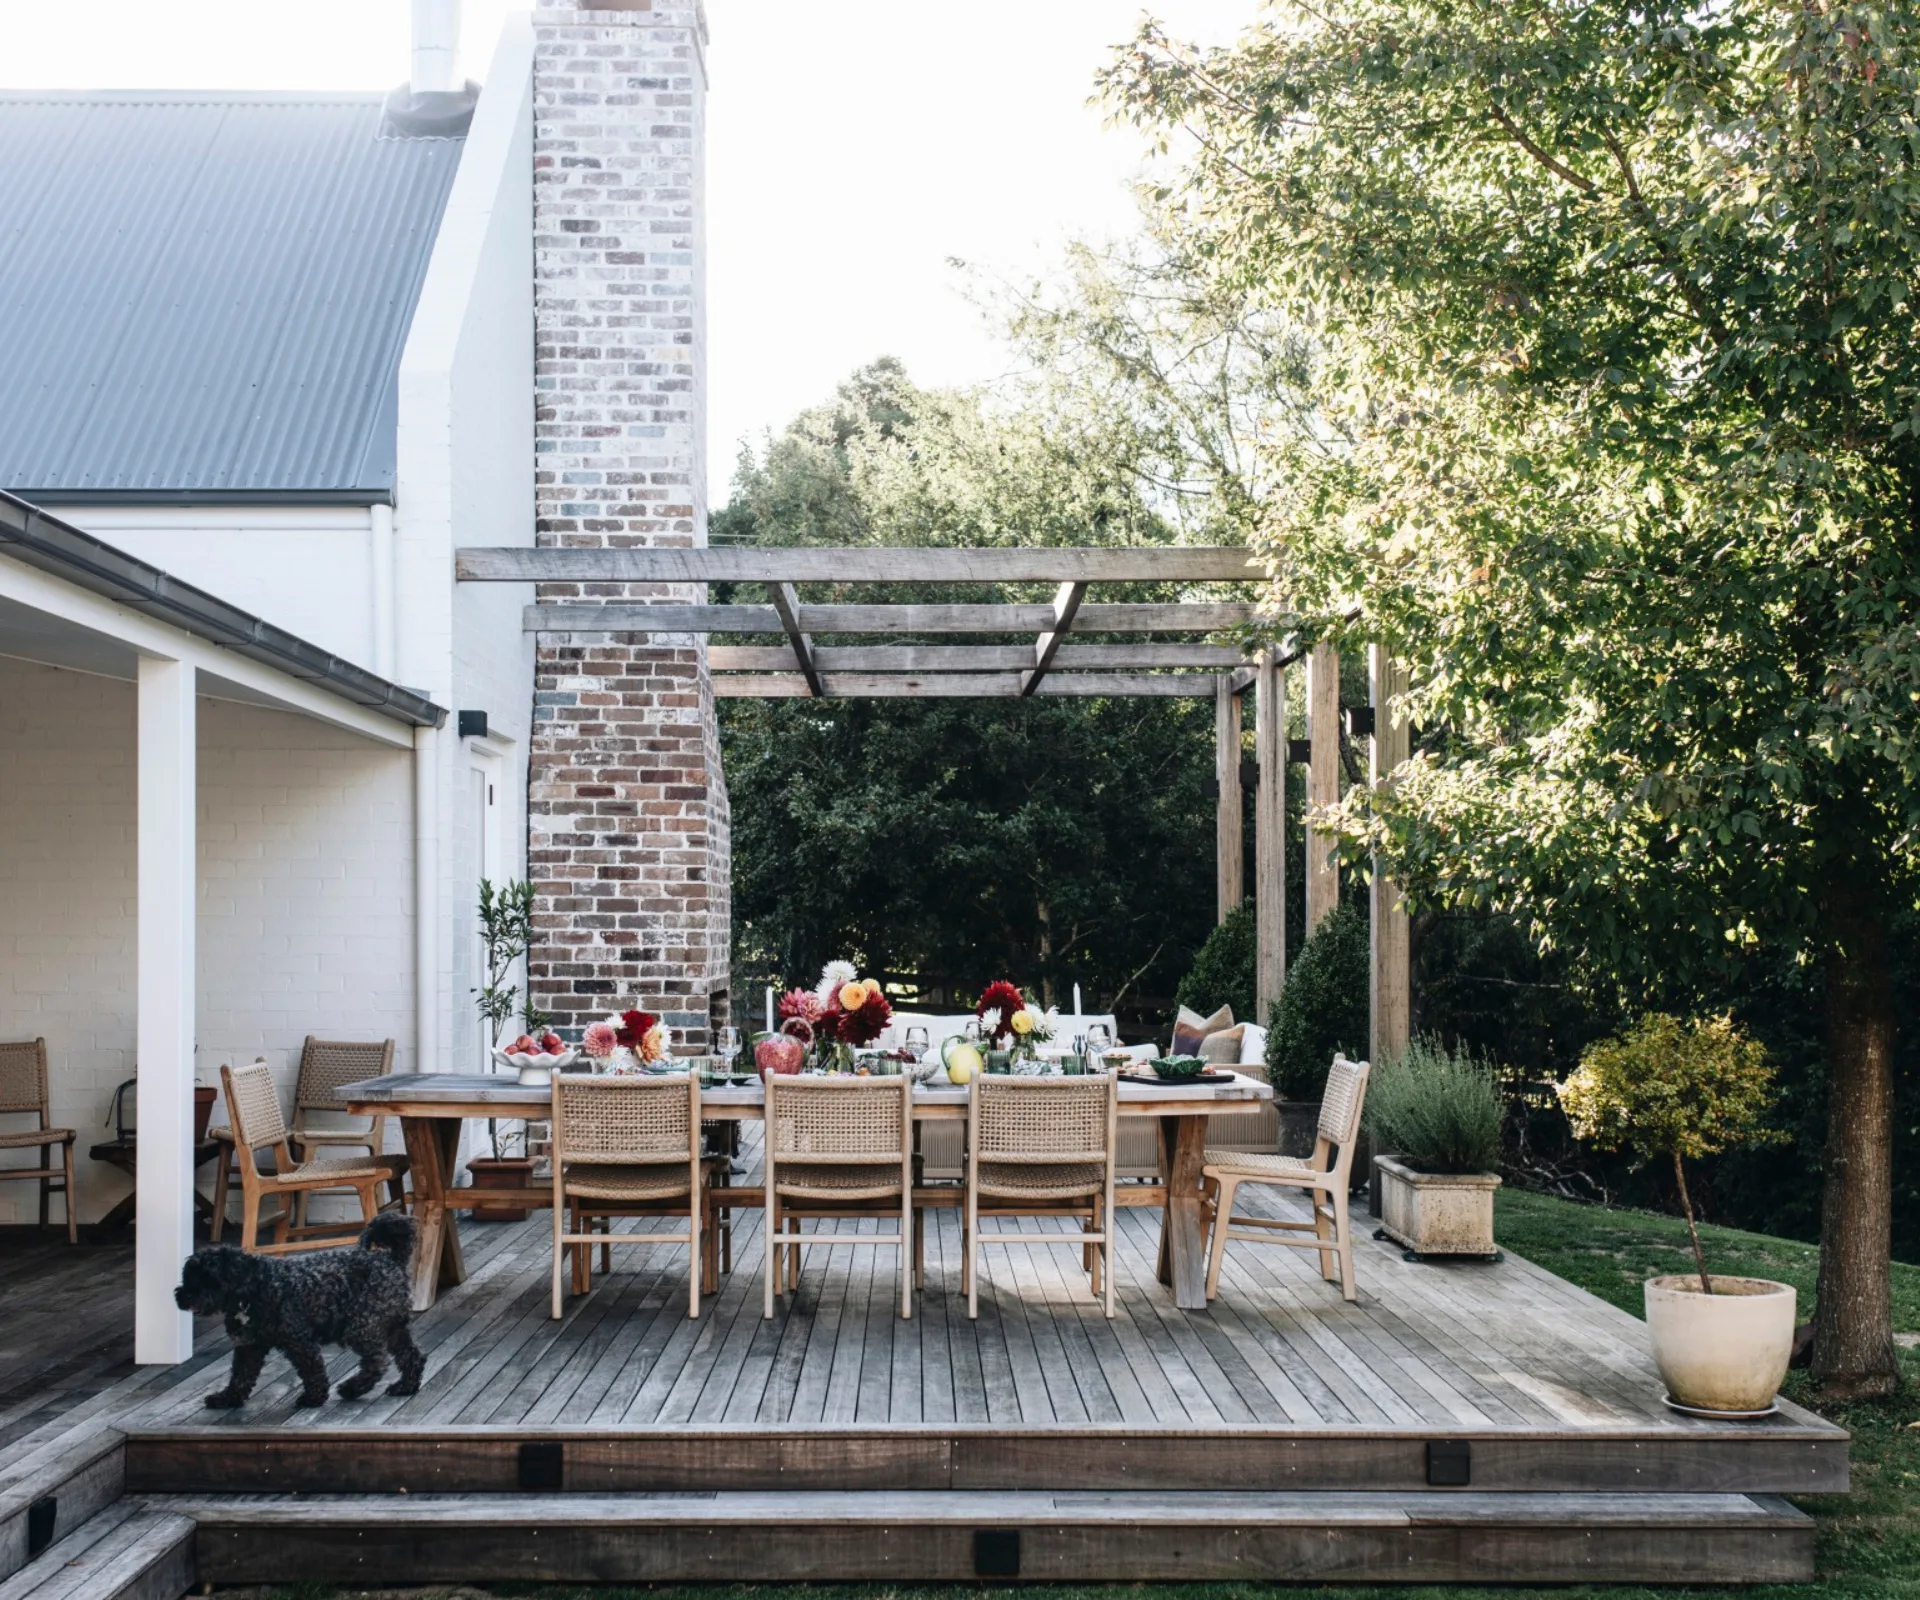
xmin=528 ymin=0 xmax=731 ymax=1051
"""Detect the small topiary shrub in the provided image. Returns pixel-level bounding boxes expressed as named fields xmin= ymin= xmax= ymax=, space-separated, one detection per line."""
xmin=1175 ymin=900 xmax=1256 ymax=1025
xmin=1267 ymin=902 xmax=1369 ymax=1099
xmin=1366 ymin=1035 xmax=1505 ymax=1174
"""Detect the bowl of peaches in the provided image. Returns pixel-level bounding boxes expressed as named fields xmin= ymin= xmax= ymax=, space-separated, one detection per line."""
xmin=494 ymin=1030 xmax=579 ymax=1084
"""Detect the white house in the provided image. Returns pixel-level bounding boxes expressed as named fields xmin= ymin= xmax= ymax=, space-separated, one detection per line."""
xmin=0 ymin=12 xmax=541 ymax=1358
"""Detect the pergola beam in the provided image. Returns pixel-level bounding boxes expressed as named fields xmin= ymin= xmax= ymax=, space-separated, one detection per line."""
xmin=768 ymin=582 xmax=823 ymax=697
xmin=708 ymin=642 xmax=1248 ymax=672
xmin=713 ymin=671 xmax=1224 ymax=699
xmin=1022 ymin=581 xmax=1086 ymax=696
xmin=464 ymin=545 xmax=1262 ymax=584
xmin=523 ymin=602 xmax=1258 ymax=635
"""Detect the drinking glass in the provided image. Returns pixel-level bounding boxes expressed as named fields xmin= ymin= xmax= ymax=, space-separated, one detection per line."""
xmin=904 ymin=1025 xmax=930 ymax=1061
xmin=1086 ymin=1023 xmax=1113 ymax=1056
xmin=964 ymin=1019 xmax=983 ymax=1047
xmin=718 ymin=1025 xmax=741 ymax=1068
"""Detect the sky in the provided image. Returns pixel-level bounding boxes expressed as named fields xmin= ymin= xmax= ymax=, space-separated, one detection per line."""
xmin=0 ymin=0 xmax=1254 ymax=498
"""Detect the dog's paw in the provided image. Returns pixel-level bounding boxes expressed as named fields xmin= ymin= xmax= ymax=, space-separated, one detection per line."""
xmin=203 ymin=1391 xmax=243 ymax=1410
xmin=336 ymin=1379 xmax=375 ymax=1400
xmin=293 ymin=1389 xmax=329 ymax=1409
xmin=387 ymin=1376 xmax=420 ymax=1397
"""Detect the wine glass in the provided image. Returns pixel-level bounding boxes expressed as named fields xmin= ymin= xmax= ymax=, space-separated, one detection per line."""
xmin=964 ymin=1018 xmax=983 ymax=1046
xmin=904 ymin=1025 xmax=930 ymax=1061
xmin=1086 ymin=1022 xmax=1113 ymax=1057
xmin=718 ymin=1025 xmax=741 ymax=1069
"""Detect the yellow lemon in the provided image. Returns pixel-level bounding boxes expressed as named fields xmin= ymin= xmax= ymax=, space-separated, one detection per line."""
xmin=838 ymin=980 xmax=870 ymax=1011
xmin=941 ymin=1036 xmax=983 ymax=1084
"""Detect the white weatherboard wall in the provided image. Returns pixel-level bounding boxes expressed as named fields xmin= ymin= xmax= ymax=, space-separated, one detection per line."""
xmin=398 ymin=10 xmax=536 ymax=1079
xmin=41 ymin=507 xmax=387 ymax=672
xmin=0 ymin=658 xmax=414 ymax=1225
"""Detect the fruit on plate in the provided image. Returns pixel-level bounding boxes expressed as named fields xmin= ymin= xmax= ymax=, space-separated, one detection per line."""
xmin=755 ymin=1032 xmax=806 ymax=1075
xmin=541 ymin=1032 xmax=565 ymax=1055
xmin=941 ymin=1035 xmax=983 ymax=1084
xmin=511 ymin=1034 xmax=536 ymax=1054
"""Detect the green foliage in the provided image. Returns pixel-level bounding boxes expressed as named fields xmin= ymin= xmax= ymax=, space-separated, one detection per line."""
xmin=476 ymin=879 xmax=535 ymax=1050
xmin=1366 ymin=1036 xmax=1505 ymax=1176
xmin=1563 ymin=1014 xmax=1784 ymax=1169
xmin=1175 ymin=900 xmax=1255 ymax=1025
xmin=1266 ymin=903 xmax=1369 ymax=1099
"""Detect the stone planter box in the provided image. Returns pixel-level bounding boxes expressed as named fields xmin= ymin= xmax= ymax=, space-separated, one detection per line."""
xmin=1374 ymin=1154 xmax=1500 ymax=1256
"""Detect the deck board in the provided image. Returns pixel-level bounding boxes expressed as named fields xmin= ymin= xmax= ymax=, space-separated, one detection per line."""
xmin=0 ymin=1166 xmax=1842 ymax=1458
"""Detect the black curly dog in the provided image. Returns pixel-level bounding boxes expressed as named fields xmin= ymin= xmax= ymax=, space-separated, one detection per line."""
xmin=174 ymin=1212 xmax=425 ymax=1409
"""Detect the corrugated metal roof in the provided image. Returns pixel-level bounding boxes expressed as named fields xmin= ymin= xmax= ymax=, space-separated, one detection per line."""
xmin=0 ymin=91 xmax=465 ymax=503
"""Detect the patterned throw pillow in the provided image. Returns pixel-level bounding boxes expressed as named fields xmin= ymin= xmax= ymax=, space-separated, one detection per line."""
xmin=1198 ymin=1024 xmax=1247 ymax=1065
xmin=1172 ymin=1004 xmax=1232 ymax=1058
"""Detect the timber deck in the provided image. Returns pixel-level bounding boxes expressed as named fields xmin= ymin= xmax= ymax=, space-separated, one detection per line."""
xmin=0 ymin=1168 xmax=1847 ymax=1590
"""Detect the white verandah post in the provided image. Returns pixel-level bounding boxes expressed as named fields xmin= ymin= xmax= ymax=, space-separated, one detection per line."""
xmin=135 ymin=654 xmax=196 ymax=1363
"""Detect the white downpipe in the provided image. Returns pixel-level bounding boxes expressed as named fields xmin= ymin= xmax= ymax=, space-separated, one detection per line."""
xmin=370 ymin=504 xmax=396 ymax=680
xmin=414 ymin=722 xmax=440 ymax=1074
xmin=411 ymin=0 xmax=460 ymax=93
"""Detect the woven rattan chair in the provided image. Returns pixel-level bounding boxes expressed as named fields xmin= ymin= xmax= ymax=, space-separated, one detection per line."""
xmin=219 ymin=1061 xmax=405 ymax=1254
xmin=211 ymin=1037 xmax=405 ymax=1238
xmin=550 ymin=1073 xmax=722 ymax=1320
xmin=1201 ymin=1053 xmax=1371 ymax=1302
xmin=963 ymin=1074 xmax=1118 ymax=1320
xmin=764 ymin=1073 xmax=916 ymax=1320
xmin=0 ymin=1039 xmax=76 ymax=1243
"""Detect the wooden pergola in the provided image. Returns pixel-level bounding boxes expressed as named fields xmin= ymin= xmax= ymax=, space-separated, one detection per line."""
xmin=461 ymin=544 xmax=1410 ymax=1055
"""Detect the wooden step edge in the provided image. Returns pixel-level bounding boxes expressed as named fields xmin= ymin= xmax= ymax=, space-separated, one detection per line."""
xmin=0 ymin=1506 xmax=193 ymax=1600
xmin=161 ymin=1488 xmax=1819 ymax=1529
xmin=0 ymin=1433 xmax=124 ymax=1585
xmin=123 ymin=1428 xmax=1851 ymax=1497
xmin=179 ymin=1493 xmax=1817 ymax=1586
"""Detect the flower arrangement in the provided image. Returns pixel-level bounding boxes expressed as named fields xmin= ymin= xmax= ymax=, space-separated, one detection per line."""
xmin=580 ymin=1007 xmax=673 ymax=1073
xmin=976 ymin=981 xmax=1055 ymax=1050
xmin=775 ymin=962 xmax=892 ymax=1064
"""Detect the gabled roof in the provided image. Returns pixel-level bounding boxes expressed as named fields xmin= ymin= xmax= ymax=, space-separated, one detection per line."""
xmin=0 ymin=91 xmax=466 ymax=504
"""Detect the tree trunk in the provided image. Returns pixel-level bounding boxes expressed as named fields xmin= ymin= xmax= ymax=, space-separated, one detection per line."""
xmin=1810 ymin=819 xmax=1900 ymax=1399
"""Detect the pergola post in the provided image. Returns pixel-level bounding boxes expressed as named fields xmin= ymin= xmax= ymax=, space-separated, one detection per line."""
xmin=1214 ymin=676 xmax=1243 ymax=923
xmin=135 ymin=655 xmax=196 ymax=1363
xmin=1369 ymin=645 xmax=1411 ymax=1065
xmin=1253 ymin=648 xmax=1286 ymax=1022
xmin=1305 ymin=642 xmax=1340 ymax=935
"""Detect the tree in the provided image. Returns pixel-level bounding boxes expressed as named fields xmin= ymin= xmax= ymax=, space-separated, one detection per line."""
xmin=1109 ymin=0 xmax=1920 ymax=1395
xmin=717 ymin=363 xmax=1224 ymax=1023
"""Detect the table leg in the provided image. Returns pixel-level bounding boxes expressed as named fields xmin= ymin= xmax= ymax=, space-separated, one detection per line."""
xmin=1156 ymin=1113 xmax=1210 ymax=1309
xmin=400 ymin=1116 xmax=469 ymax=1311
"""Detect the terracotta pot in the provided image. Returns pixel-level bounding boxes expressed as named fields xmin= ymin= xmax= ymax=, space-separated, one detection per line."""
xmin=193 ymin=1085 xmax=217 ymax=1145
xmin=466 ymin=1156 xmax=538 ymax=1223
xmin=1374 ymin=1154 xmax=1501 ymax=1256
xmin=1644 ymin=1275 xmax=1796 ymax=1414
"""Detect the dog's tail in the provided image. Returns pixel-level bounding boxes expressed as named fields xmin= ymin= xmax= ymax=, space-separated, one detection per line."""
xmin=358 ymin=1211 xmax=416 ymax=1265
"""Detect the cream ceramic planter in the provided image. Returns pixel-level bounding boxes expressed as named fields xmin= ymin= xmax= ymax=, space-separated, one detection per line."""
xmin=1644 ymin=1275 xmax=1796 ymax=1414
xmin=1374 ymin=1155 xmax=1501 ymax=1256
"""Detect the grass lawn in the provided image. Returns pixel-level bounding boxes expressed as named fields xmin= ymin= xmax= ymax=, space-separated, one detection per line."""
xmin=249 ymin=1192 xmax=1919 ymax=1600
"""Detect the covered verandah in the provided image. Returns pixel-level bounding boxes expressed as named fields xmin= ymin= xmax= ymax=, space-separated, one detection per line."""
xmin=0 ymin=493 xmax=444 ymax=1361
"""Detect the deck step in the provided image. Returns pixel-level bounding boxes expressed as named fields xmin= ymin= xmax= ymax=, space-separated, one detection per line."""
xmin=0 ymin=1503 xmax=194 ymax=1600
xmin=123 ymin=1423 xmax=1850 ymax=1497
xmin=170 ymin=1488 xmax=1815 ymax=1585
xmin=0 ymin=1430 xmax=125 ymax=1585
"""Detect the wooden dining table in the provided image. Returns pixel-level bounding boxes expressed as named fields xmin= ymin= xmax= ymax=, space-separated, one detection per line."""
xmin=340 ymin=1069 xmax=1274 ymax=1314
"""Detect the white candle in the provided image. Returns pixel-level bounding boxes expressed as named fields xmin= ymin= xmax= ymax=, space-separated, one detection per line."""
xmin=1073 ymin=983 xmax=1082 ymax=1017
xmin=765 ymin=986 xmax=775 ymax=1035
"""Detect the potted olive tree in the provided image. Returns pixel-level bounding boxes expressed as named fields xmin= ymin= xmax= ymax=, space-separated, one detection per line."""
xmin=1367 ymin=1037 xmax=1504 ymax=1256
xmin=1560 ymin=1013 xmax=1791 ymax=1416
xmin=470 ymin=878 xmax=539 ymax=1220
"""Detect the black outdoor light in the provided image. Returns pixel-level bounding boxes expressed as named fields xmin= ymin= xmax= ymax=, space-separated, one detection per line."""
xmin=458 ymin=709 xmax=489 ymax=738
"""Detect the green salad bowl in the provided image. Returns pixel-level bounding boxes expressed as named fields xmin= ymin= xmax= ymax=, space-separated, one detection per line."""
xmin=1152 ymin=1055 xmax=1210 ymax=1082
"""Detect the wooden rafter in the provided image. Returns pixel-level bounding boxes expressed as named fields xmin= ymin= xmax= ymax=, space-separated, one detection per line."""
xmin=1021 ymin=581 xmax=1086 ymax=696
xmin=713 ymin=672 xmax=1223 ymax=699
xmin=707 ymin=642 xmax=1249 ymax=672
xmin=768 ymin=582 xmax=823 ymax=697
xmin=523 ymin=602 xmax=1258 ymax=636
xmin=462 ymin=545 xmax=1260 ymax=584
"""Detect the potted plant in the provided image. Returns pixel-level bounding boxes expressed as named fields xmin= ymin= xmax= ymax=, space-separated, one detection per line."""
xmin=1560 ymin=1012 xmax=1791 ymax=1415
xmin=1367 ymin=1037 xmax=1505 ymax=1257
xmin=470 ymin=878 xmax=540 ymax=1219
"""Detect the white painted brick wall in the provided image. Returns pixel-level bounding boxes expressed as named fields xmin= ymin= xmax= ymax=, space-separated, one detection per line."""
xmin=0 ymin=659 xmax=414 ymax=1224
